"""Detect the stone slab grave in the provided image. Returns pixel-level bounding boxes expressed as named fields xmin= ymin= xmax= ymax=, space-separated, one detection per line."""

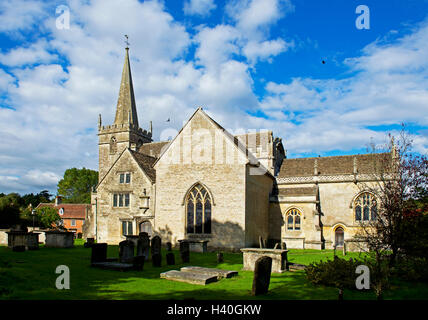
xmin=180 ymin=266 xmax=238 ymax=280
xmin=160 ymin=270 xmax=218 ymax=285
xmin=160 ymin=266 xmax=238 ymax=285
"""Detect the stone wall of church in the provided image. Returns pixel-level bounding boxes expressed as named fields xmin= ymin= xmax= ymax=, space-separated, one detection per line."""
xmin=275 ymin=180 xmax=380 ymax=250
xmin=245 ymin=168 xmax=274 ymax=247
xmin=93 ymin=150 xmax=155 ymax=244
xmin=154 ymin=110 xmax=251 ymax=251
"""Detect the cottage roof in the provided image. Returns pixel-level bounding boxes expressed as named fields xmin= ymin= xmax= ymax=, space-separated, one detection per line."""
xmin=36 ymin=203 xmax=90 ymax=219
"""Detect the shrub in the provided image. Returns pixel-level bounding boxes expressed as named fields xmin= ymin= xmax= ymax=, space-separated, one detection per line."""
xmin=391 ymin=256 xmax=428 ymax=283
xmin=305 ymin=256 xmax=362 ymax=290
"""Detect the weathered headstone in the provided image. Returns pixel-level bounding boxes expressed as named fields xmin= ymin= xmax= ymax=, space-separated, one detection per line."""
xmin=133 ymin=255 xmax=145 ymax=271
xmin=217 ymin=252 xmax=224 ymax=263
xmin=180 ymin=241 xmax=190 ymax=263
xmin=152 ymin=253 xmax=162 ymax=267
xmin=343 ymin=243 xmax=347 ymax=256
xmin=166 ymin=242 xmax=172 ymax=251
xmin=84 ymin=238 xmax=95 ymax=248
xmin=252 ymin=256 xmax=272 ymax=296
xmin=119 ymin=240 xmax=135 ymax=263
xmin=91 ymin=243 xmax=107 ymax=264
xmin=166 ymin=252 xmax=175 ymax=265
xmin=281 ymin=242 xmax=287 ymax=250
xmin=151 ymin=235 xmax=161 ymax=258
xmin=137 ymin=232 xmax=150 ymax=261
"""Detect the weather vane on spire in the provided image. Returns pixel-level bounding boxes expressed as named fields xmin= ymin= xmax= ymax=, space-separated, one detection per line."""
xmin=124 ymin=34 xmax=130 ymax=49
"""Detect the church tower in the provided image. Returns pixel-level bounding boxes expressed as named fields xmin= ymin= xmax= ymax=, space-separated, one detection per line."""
xmin=98 ymin=47 xmax=152 ymax=180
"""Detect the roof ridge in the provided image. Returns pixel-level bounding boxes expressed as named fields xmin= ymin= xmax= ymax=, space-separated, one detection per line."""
xmin=284 ymin=152 xmax=390 ymax=161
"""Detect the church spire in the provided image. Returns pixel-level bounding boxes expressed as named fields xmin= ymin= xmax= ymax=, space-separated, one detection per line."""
xmin=114 ymin=44 xmax=139 ymax=127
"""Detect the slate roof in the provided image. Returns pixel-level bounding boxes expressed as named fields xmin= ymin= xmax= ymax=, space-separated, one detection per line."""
xmin=129 ymin=150 xmax=157 ymax=182
xmin=36 ymin=203 xmax=90 ymax=219
xmin=278 ymin=153 xmax=392 ymax=178
xmin=138 ymin=141 xmax=170 ymax=158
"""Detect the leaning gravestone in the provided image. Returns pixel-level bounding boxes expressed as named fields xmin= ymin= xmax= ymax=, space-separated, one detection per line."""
xmin=252 ymin=256 xmax=272 ymax=296
xmin=180 ymin=241 xmax=190 ymax=263
xmin=119 ymin=240 xmax=135 ymax=264
xmin=166 ymin=252 xmax=175 ymax=265
xmin=91 ymin=243 xmax=107 ymax=264
xmin=137 ymin=232 xmax=150 ymax=261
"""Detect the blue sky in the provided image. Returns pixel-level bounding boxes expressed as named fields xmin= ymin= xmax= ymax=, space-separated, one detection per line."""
xmin=0 ymin=0 xmax=428 ymax=195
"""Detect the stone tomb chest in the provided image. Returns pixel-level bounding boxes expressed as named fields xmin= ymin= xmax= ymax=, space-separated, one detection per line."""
xmin=7 ymin=231 xmax=40 ymax=250
xmin=45 ymin=231 xmax=74 ymax=248
xmin=241 ymin=248 xmax=288 ymax=273
xmin=178 ymin=239 xmax=208 ymax=253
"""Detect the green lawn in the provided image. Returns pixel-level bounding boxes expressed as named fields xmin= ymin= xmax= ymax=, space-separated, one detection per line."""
xmin=1 ymin=240 xmax=427 ymax=300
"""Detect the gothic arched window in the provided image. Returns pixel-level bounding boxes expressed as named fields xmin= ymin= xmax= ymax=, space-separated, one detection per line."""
xmin=354 ymin=192 xmax=377 ymax=221
xmin=185 ymin=183 xmax=212 ymax=234
xmin=286 ymin=208 xmax=302 ymax=231
xmin=110 ymin=136 xmax=117 ymax=154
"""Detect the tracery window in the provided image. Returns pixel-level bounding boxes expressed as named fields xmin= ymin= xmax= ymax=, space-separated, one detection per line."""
xmin=185 ymin=184 xmax=212 ymax=234
xmin=354 ymin=192 xmax=377 ymax=221
xmin=286 ymin=208 xmax=302 ymax=231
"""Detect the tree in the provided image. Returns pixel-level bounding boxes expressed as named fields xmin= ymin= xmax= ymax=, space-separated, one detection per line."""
xmin=356 ymin=126 xmax=428 ymax=268
xmin=57 ymin=168 xmax=98 ymax=203
xmin=36 ymin=207 xmax=61 ymax=229
xmin=0 ymin=193 xmax=21 ymax=228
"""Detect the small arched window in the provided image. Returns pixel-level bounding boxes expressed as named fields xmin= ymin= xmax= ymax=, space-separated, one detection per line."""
xmin=110 ymin=136 xmax=117 ymax=154
xmin=354 ymin=192 xmax=377 ymax=221
xmin=186 ymin=183 xmax=212 ymax=234
xmin=286 ymin=208 xmax=302 ymax=231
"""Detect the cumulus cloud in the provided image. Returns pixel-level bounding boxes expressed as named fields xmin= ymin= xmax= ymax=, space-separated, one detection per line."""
xmin=183 ymin=0 xmax=216 ymax=17
xmin=0 ymin=0 xmax=427 ymax=194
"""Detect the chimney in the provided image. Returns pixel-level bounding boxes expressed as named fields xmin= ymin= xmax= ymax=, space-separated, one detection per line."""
xmin=55 ymin=196 xmax=62 ymax=206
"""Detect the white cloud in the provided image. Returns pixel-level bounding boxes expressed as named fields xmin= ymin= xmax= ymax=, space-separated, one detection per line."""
xmin=0 ymin=0 xmax=47 ymax=32
xmin=0 ymin=40 xmax=57 ymax=66
xmin=183 ymin=0 xmax=216 ymax=17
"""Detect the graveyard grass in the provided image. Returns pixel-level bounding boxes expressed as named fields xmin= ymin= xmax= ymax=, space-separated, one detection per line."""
xmin=1 ymin=240 xmax=427 ymax=300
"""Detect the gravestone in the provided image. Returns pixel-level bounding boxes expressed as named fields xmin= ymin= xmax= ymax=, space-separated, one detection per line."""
xmin=252 ymin=256 xmax=272 ymax=296
xmin=166 ymin=252 xmax=175 ymax=265
xmin=166 ymin=242 xmax=172 ymax=251
xmin=119 ymin=240 xmax=135 ymax=263
xmin=133 ymin=255 xmax=145 ymax=271
xmin=137 ymin=232 xmax=150 ymax=261
xmin=91 ymin=243 xmax=108 ymax=264
xmin=217 ymin=252 xmax=224 ymax=263
xmin=84 ymin=238 xmax=95 ymax=248
xmin=343 ymin=243 xmax=347 ymax=256
xmin=281 ymin=242 xmax=287 ymax=250
xmin=179 ymin=241 xmax=190 ymax=263
xmin=151 ymin=235 xmax=161 ymax=258
xmin=152 ymin=253 xmax=162 ymax=267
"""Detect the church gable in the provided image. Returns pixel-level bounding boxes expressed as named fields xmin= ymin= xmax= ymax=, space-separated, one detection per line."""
xmin=154 ymin=108 xmax=251 ymax=168
xmin=98 ymin=148 xmax=154 ymax=189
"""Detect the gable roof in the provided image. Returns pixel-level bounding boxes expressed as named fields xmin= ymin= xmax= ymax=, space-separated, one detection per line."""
xmin=138 ymin=141 xmax=170 ymax=158
xmin=36 ymin=203 xmax=90 ymax=219
xmin=153 ymin=107 xmax=260 ymax=168
xmin=129 ymin=149 xmax=157 ymax=182
xmin=277 ymin=152 xmax=392 ymax=178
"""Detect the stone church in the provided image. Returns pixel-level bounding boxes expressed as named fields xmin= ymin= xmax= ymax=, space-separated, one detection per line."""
xmin=84 ymin=48 xmax=390 ymax=251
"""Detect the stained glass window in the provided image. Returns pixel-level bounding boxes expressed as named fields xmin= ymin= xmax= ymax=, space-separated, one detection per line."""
xmin=286 ymin=209 xmax=302 ymax=231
